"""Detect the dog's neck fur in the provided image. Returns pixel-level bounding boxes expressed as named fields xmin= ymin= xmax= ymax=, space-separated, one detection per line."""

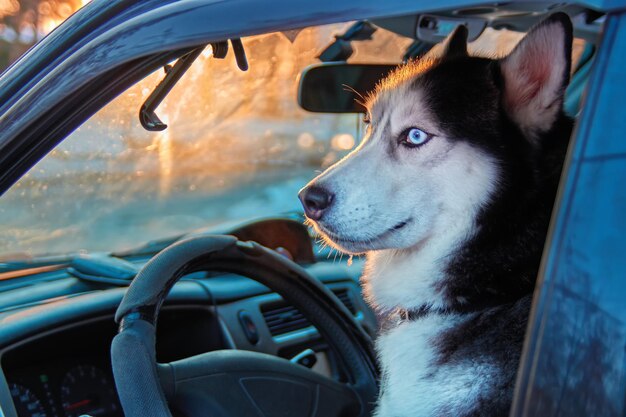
xmin=363 ymin=115 xmax=573 ymax=315
xmin=362 ymin=218 xmax=471 ymax=312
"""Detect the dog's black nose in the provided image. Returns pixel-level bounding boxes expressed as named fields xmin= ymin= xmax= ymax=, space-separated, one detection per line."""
xmin=298 ymin=186 xmax=334 ymax=221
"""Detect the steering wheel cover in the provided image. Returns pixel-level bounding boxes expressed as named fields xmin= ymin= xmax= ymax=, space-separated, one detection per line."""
xmin=112 ymin=235 xmax=378 ymax=417
xmin=115 ymin=235 xmax=238 ymax=324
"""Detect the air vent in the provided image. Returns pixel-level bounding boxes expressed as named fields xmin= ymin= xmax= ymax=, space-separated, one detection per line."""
xmin=261 ymin=289 xmax=357 ymax=337
xmin=333 ymin=289 xmax=356 ymax=314
xmin=261 ymin=303 xmax=312 ymax=336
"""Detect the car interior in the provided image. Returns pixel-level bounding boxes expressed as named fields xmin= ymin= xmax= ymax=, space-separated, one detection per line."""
xmin=0 ymin=3 xmax=606 ymax=417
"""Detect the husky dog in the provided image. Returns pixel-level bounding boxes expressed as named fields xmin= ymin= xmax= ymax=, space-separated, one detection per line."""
xmin=298 ymin=13 xmax=573 ymax=417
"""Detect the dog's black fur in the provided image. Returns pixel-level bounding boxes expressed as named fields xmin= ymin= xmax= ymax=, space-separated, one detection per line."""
xmin=420 ymin=14 xmax=573 ymax=310
xmin=433 ymin=296 xmax=532 ymax=416
xmin=390 ymin=13 xmax=573 ymax=416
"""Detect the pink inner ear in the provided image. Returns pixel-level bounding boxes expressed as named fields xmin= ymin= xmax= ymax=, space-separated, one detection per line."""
xmin=503 ymin=25 xmax=565 ymax=112
xmin=505 ymin=48 xmax=552 ymax=110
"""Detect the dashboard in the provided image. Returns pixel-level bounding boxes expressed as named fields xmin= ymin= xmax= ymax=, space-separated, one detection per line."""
xmin=2 ymin=308 xmax=224 ymax=417
xmin=0 ymin=219 xmax=377 ymax=417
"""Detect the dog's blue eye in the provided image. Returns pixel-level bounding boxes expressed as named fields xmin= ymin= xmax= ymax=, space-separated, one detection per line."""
xmin=404 ymin=128 xmax=431 ymax=147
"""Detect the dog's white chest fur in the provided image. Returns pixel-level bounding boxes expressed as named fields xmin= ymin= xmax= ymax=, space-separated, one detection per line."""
xmin=374 ymin=314 xmax=495 ymax=417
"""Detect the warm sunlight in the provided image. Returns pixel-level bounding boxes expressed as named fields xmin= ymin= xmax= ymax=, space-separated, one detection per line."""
xmin=0 ymin=1 xmax=584 ymax=258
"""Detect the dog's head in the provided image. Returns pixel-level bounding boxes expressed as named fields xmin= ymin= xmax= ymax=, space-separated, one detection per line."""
xmin=299 ymin=14 xmax=573 ymax=256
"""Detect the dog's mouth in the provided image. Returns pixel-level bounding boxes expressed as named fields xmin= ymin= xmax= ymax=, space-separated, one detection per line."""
xmin=317 ymin=218 xmax=412 ymax=250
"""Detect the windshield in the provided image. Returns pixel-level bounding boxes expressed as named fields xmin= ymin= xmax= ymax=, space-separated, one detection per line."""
xmin=0 ymin=24 xmax=413 ymax=259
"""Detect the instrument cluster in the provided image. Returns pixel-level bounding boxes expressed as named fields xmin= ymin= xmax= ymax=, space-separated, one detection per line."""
xmin=2 ymin=307 xmax=225 ymax=417
xmin=8 ymin=360 xmax=121 ymax=417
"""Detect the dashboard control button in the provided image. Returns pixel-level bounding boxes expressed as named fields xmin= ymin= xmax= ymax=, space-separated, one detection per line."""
xmin=238 ymin=310 xmax=259 ymax=345
xmin=290 ymin=349 xmax=317 ymax=368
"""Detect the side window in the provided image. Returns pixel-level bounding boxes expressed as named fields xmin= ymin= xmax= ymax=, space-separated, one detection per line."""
xmin=0 ymin=24 xmax=409 ymax=258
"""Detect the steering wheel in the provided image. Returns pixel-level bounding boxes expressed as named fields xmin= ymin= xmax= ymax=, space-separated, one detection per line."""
xmin=111 ymin=235 xmax=378 ymax=417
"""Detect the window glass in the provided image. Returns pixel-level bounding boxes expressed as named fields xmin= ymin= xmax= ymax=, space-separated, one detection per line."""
xmin=0 ymin=24 xmax=412 ymax=257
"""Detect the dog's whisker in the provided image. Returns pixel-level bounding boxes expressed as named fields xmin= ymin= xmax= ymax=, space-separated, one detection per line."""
xmin=342 ymin=84 xmax=365 ymax=102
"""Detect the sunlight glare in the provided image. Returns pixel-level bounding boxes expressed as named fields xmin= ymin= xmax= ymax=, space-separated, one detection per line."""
xmin=156 ymin=115 xmax=173 ymax=197
xmin=297 ymin=132 xmax=315 ymax=148
xmin=331 ymin=133 xmax=355 ymax=151
xmin=201 ymin=44 xmax=213 ymax=59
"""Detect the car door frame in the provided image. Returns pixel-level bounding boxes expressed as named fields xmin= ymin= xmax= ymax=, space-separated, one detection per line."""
xmin=511 ymin=9 xmax=626 ymax=417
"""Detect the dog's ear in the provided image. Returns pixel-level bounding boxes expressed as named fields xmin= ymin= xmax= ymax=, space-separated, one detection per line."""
xmin=500 ymin=12 xmax=573 ymax=140
xmin=442 ymin=25 xmax=469 ymax=60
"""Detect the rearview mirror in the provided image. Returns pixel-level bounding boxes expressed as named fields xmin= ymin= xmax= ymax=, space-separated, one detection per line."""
xmin=298 ymin=63 xmax=398 ymax=113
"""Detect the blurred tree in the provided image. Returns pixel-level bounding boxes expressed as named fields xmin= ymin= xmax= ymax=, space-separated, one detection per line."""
xmin=0 ymin=0 xmax=84 ymax=70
